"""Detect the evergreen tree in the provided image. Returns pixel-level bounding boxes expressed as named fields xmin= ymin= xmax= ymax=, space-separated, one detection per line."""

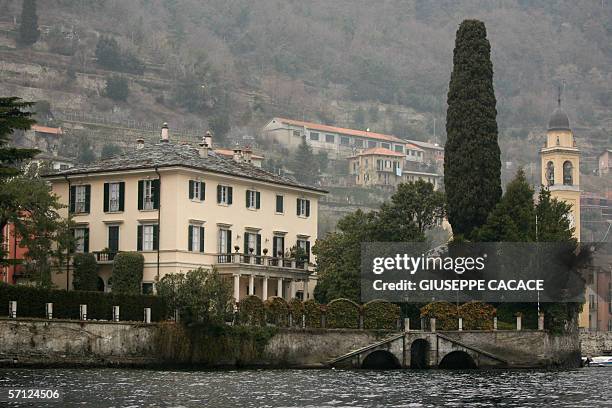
xmin=104 ymin=75 xmax=129 ymax=101
xmin=0 ymin=97 xmax=38 ymax=177
xmin=444 ymin=20 xmax=501 ymax=240
xmin=18 ymin=0 xmax=39 ymax=47
xmin=288 ymin=136 xmax=318 ymax=185
xmin=476 ymin=169 xmax=535 ymax=242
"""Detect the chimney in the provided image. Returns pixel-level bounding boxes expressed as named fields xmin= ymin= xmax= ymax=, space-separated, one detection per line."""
xmin=198 ymin=136 xmax=209 ymax=158
xmin=160 ymin=122 xmax=169 ymax=142
xmin=136 ymin=138 xmax=144 ymax=150
xmin=232 ymin=145 xmax=243 ymax=162
xmin=243 ymin=146 xmax=253 ymax=163
xmin=205 ymin=130 xmax=213 ymax=148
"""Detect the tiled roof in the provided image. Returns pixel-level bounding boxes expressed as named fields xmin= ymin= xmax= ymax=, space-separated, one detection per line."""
xmin=407 ymin=140 xmax=444 ymax=151
xmin=404 ymin=143 xmax=425 ymax=151
xmin=44 ymin=142 xmax=326 ymax=193
xmin=31 ymin=125 xmax=63 ymax=135
xmin=349 ymin=147 xmax=405 ymax=158
xmin=214 ymin=148 xmax=264 ymax=160
xmin=271 ymin=117 xmax=405 ymax=144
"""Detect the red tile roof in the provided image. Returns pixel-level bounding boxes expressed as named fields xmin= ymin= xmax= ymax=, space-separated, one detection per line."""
xmin=272 ymin=117 xmax=405 ymax=144
xmin=31 ymin=125 xmax=63 ymax=135
xmin=214 ymin=148 xmax=264 ymax=160
xmin=349 ymin=147 xmax=405 ymax=158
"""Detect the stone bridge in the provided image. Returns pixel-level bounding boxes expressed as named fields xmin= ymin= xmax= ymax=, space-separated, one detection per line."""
xmin=326 ymin=330 xmax=580 ymax=369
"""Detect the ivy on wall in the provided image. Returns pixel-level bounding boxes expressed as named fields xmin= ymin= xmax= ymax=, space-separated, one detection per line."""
xmin=363 ymin=300 xmax=399 ymax=330
xmin=326 ymin=298 xmax=360 ymax=329
xmin=264 ymin=297 xmax=289 ymax=327
xmin=238 ymin=295 xmax=265 ymax=326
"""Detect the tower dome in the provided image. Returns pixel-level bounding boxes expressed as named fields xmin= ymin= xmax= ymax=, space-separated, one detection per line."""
xmin=547 ymin=107 xmax=570 ymax=131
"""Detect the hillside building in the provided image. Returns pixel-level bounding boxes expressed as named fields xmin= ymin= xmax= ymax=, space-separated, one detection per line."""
xmin=44 ymin=126 xmax=326 ymax=301
xmin=598 ymin=149 xmax=611 ymax=176
xmin=262 ymin=118 xmax=444 ymax=169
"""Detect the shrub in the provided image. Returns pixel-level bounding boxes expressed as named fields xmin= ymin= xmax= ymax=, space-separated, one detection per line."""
xmin=458 ymin=301 xmax=496 ymax=330
xmin=326 ymin=298 xmax=360 ymax=329
xmin=0 ymin=283 xmax=166 ymax=321
xmin=420 ymin=301 xmax=458 ymax=330
xmin=288 ymin=298 xmax=303 ymax=326
xmin=72 ymin=253 xmax=98 ymax=291
xmin=112 ymin=252 xmax=144 ymax=295
xmin=264 ymin=296 xmax=289 ymax=326
xmin=303 ymin=299 xmax=322 ymax=328
xmin=238 ymin=295 xmax=265 ymax=326
xmin=104 ymin=75 xmax=129 ymax=101
xmin=496 ymin=303 xmax=538 ymax=329
xmin=363 ymin=300 xmax=399 ymax=329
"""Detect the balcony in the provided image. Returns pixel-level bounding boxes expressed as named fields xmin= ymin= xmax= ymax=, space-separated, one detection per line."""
xmin=215 ymin=253 xmax=309 ymax=272
xmin=93 ymin=251 xmax=118 ymax=263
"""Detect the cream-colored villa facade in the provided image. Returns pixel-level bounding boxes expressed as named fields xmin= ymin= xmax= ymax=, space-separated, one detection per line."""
xmin=45 ymin=129 xmax=326 ymax=301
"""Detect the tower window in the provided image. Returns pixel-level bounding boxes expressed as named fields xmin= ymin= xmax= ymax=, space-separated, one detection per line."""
xmin=546 ymin=161 xmax=555 ymax=186
xmin=563 ymin=161 xmax=573 ymax=186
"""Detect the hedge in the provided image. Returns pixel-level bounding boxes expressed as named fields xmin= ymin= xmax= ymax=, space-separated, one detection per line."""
xmin=459 ymin=301 xmax=496 ymax=330
xmin=0 ymin=283 xmax=166 ymax=321
xmin=264 ymin=296 xmax=289 ymax=326
xmin=72 ymin=253 xmax=98 ymax=291
xmin=363 ymin=300 xmax=399 ymax=330
xmin=112 ymin=252 xmax=144 ymax=294
xmin=303 ymin=299 xmax=322 ymax=328
xmin=288 ymin=298 xmax=304 ymax=327
xmin=238 ymin=295 xmax=265 ymax=326
xmin=420 ymin=301 xmax=458 ymax=330
xmin=326 ymin=298 xmax=360 ymax=329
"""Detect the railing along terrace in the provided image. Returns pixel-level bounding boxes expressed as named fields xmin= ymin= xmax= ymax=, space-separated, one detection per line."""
xmin=216 ymin=253 xmax=307 ymax=270
xmin=93 ymin=251 xmax=118 ymax=262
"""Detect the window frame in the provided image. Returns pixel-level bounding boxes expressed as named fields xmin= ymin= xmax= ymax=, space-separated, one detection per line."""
xmin=275 ymin=195 xmax=284 ymax=214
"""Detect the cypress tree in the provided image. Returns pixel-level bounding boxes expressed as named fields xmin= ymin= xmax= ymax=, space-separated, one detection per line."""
xmin=444 ymin=20 xmax=501 ymax=240
xmin=18 ymin=0 xmax=40 ymax=47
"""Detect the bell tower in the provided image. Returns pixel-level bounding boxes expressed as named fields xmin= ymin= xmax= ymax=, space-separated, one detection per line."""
xmin=540 ymin=90 xmax=581 ymax=240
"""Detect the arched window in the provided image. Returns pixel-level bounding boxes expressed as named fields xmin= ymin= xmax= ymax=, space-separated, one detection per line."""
xmin=546 ymin=161 xmax=555 ymax=186
xmin=563 ymin=161 xmax=573 ymax=185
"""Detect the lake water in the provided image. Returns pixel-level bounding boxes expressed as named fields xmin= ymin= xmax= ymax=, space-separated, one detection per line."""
xmin=0 ymin=367 xmax=610 ymax=407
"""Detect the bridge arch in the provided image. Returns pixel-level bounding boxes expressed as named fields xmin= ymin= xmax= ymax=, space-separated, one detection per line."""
xmin=361 ymin=350 xmax=401 ymax=369
xmin=410 ymin=339 xmax=430 ymax=369
xmin=439 ymin=350 xmax=477 ymax=369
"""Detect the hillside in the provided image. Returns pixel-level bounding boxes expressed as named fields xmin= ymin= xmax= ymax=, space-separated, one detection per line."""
xmin=0 ymin=0 xmax=609 ymax=172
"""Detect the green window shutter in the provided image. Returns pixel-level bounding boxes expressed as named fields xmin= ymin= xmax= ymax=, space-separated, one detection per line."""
xmin=188 ymin=225 xmax=193 ymax=251
xmin=243 ymin=234 xmax=248 ymax=254
xmin=305 ymin=200 xmax=310 ymax=217
xmin=108 ymin=226 xmax=119 ymax=252
xmin=256 ymin=192 xmax=261 ymax=209
xmin=256 ymin=234 xmax=261 ymax=255
xmin=84 ymin=228 xmax=90 ymax=253
xmin=103 ymin=183 xmax=109 ymax=212
xmin=69 ymin=185 xmax=76 ymax=213
xmin=152 ymin=179 xmax=160 ymax=210
xmin=227 ymin=187 xmax=233 ymax=204
xmin=119 ymin=182 xmax=125 ymax=211
xmin=153 ymin=225 xmax=159 ymax=250
xmin=246 ymin=190 xmax=250 ymax=208
xmin=296 ymin=198 xmax=300 ymax=216
xmin=200 ymin=182 xmax=205 ymax=201
xmin=273 ymin=237 xmax=278 ymax=258
xmin=138 ymin=181 xmax=144 ymax=210
xmin=227 ymin=232 xmax=232 ymax=254
xmin=217 ymin=185 xmax=222 ymax=203
xmin=199 ymin=227 xmax=205 ymax=252
xmin=137 ymin=225 xmax=143 ymax=251
xmin=276 ymin=195 xmax=283 ymax=213
xmin=306 ymin=241 xmax=311 ymax=263
xmin=189 ymin=180 xmax=194 ymax=200
xmin=84 ymin=185 xmax=91 ymax=213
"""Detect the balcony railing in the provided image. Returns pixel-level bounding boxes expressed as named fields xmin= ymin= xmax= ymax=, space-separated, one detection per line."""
xmin=216 ymin=253 xmax=308 ymax=270
xmin=93 ymin=251 xmax=118 ymax=262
